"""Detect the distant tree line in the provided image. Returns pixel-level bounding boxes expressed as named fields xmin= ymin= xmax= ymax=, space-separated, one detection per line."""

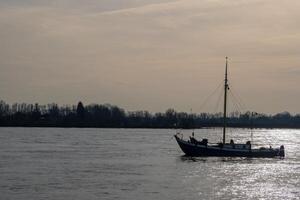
xmin=0 ymin=100 xmax=299 ymax=128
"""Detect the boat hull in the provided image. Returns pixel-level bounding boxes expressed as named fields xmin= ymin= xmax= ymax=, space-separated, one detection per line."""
xmin=174 ymin=135 xmax=284 ymax=158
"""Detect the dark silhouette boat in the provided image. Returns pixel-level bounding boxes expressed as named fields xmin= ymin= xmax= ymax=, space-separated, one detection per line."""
xmin=174 ymin=57 xmax=285 ymax=158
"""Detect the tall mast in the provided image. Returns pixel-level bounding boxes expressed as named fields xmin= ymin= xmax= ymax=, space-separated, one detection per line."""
xmin=223 ymin=57 xmax=229 ymax=144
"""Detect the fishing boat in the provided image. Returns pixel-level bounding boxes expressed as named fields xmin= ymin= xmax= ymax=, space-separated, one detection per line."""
xmin=174 ymin=57 xmax=285 ymax=158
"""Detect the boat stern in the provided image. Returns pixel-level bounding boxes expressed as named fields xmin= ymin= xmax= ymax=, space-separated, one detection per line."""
xmin=279 ymin=145 xmax=285 ymax=157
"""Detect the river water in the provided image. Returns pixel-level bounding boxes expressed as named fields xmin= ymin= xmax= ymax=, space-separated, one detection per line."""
xmin=0 ymin=127 xmax=299 ymax=200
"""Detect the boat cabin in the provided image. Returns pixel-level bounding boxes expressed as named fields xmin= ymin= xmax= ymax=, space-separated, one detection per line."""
xmin=189 ymin=136 xmax=251 ymax=150
xmin=222 ymin=143 xmax=251 ymax=150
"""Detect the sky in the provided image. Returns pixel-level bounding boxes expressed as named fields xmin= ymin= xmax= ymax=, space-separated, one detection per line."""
xmin=1 ymin=0 xmax=300 ymax=114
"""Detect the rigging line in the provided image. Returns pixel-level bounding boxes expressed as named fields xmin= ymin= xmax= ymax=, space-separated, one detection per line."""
xmin=198 ymin=80 xmax=224 ymax=112
xmin=233 ymin=91 xmax=247 ymax=111
xmin=232 ymin=94 xmax=244 ymax=114
xmin=213 ymin=87 xmax=224 ymax=114
xmin=228 ymin=90 xmax=243 ymax=113
xmin=230 ymin=89 xmax=244 ymax=114
xmin=229 ymin=85 xmax=247 ymax=111
xmin=215 ymin=89 xmax=224 ymax=114
xmin=228 ymin=93 xmax=238 ymax=114
xmin=228 ymin=89 xmax=238 ymax=111
xmin=229 ymin=88 xmax=246 ymax=112
xmin=232 ymin=93 xmax=247 ymax=111
xmin=230 ymin=96 xmax=242 ymax=118
xmin=228 ymin=85 xmax=243 ymax=110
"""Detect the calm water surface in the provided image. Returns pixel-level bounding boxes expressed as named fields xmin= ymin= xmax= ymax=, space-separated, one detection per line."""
xmin=0 ymin=128 xmax=299 ymax=200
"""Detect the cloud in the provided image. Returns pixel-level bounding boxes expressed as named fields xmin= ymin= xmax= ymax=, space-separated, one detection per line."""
xmin=0 ymin=0 xmax=300 ymax=113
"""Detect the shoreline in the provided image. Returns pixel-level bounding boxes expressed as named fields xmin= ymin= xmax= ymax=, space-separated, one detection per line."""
xmin=1 ymin=125 xmax=300 ymax=130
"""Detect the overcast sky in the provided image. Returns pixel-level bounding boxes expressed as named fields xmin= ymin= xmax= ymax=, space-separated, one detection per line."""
xmin=1 ymin=0 xmax=300 ymax=114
